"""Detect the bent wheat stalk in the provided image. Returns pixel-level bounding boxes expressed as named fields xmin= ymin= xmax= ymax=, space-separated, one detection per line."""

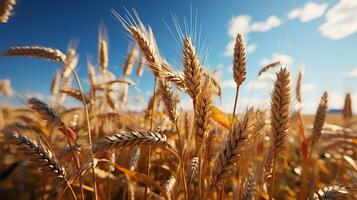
xmin=3 ymin=46 xmax=66 ymax=62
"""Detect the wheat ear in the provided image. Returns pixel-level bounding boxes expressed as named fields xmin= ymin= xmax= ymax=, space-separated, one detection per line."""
xmin=0 ymin=0 xmax=16 ymax=23
xmin=3 ymin=46 xmax=66 ymax=62
xmin=269 ymin=67 xmax=292 ymax=200
xmin=258 ymin=61 xmax=280 ymax=77
xmin=93 ymin=130 xmax=170 ymax=153
xmin=183 ymin=37 xmax=202 ymax=102
xmin=123 ymin=45 xmax=139 ymax=76
xmin=310 ymin=185 xmax=355 ymax=200
xmin=3 ymin=125 xmax=67 ymax=180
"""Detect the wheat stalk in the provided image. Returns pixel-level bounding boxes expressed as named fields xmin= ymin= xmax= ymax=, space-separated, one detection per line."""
xmin=0 ymin=0 xmax=16 ymax=23
xmin=93 ymin=129 xmax=170 ymax=153
xmin=51 ymin=70 xmax=61 ymax=96
xmin=3 ymin=46 xmax=66 ymax=62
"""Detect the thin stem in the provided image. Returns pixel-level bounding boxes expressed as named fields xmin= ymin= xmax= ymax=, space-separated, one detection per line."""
xmin=71 ymin=69 xmax=98 ymax=200
xmin=144 ymin=78 xmax=157 ymax=200
xmin=217 ymin=186 xmax=224 ymax=200
xmin=269 ymin=156 xmax=276 ymax=200
xmin=68 ymin=183 xmax=78 ymax=200
xmin=230 ymin=86 xmax=240 ymax=131
xmin=175 ymin=123 xmax=188 ymax=200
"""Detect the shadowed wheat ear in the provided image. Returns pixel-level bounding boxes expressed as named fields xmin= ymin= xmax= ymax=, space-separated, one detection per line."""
xmin=212 ymin=109 xmax=264 ymax=187
xmin=60 ymin=88 xmax=92 ymax=105
xmin=0 ymin=0 xmax=16 ymax=23
xmin=270 ymin=68 xmax=291 ymax=154
xmin=123 ymin=45 xmax=139 ymax=76
xmin=311 ymin=92 xmax=328 ymax=143
xmin=258 ymin=61 xmax=281 ymax=77
xmin=194 ymin=78 xmax=215 ymax=148
xmin=269 ymin=67 xmax=291 ymax=200
xmin=343 ymin=93 xmax=352 ymax=120
xmin=183 ymin=37 xmax=202 ymax=101
xmin=27 ymin=97 xmax=63 ymax=126
xmin=310 ymin=185 xmax=355 ymax=200
xmin=92 ymin=129 xmax=170 ymax=153
xmin=3 ymin=46 xmax=66 ymax=62
xmin=239 ymin=172 xmax=257 ymax=200
xmin=2 ymin=125 xmax=67 ymax=180
xmin=295 ymin=68 xmax=303 ymax=103
xmin=233 ymin=34 xmax=247 ymax=86
xmin=188 ymin=156 xmax=199 ymax=182
xmin=159 ymin=79 xmax=179 ymax=123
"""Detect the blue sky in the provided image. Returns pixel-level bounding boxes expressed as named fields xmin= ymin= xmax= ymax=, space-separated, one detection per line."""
xmin=0 ymin=0 xmax=356 ymax=113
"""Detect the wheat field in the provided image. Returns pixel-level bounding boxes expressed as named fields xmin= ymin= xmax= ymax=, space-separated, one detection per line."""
xmin=0 ymin=2 xmax=356 ymax=200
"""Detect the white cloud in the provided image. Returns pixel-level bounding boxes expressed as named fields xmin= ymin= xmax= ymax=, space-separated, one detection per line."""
xmin=246 ymin=81 xmax=268 ymax=91
xmin=258 ymin=71 xmax=275 ymax=81
xmin=288 ymin=2 xmax=328 ymax=22
xmin=348 ymin=68 xmax=357 ymax=77
xmin=260 ymin=53 xmax=294 ymax=67
xmin=228 ymin=15 xmax=252 ymax=38
xmin=221 ymin=79 xmax=236 ymax=88
xmin=251 ymin=16 xmax=282 ymax=32
xmin=225 ymin=15 xmax=282 ymax=56
xmin=319 ymin=0 xmax=357 ymax=40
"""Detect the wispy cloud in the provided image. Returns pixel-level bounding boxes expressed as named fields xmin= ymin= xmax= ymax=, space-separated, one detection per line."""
xmin=348 ymin=68 xmax=357 ymax=77
xmin=319 ymin=0 xmax=357 ymax=40
xmin=221 ymin=79 xmax=236 ymax=88
xmin=302 ymin=83 xmax=316 ymax=93
xmin=225 ymin=15 xmax=282 ymax=56
xmin=246 ymin=81 xmax=268 ymax=91
xmin=288 ymin=2 xmax=328 ymax=22
xmin=251 ymin=16 xmax=281 ymax=32
xmin=260 ymin=53 xmax=294 ymax=67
